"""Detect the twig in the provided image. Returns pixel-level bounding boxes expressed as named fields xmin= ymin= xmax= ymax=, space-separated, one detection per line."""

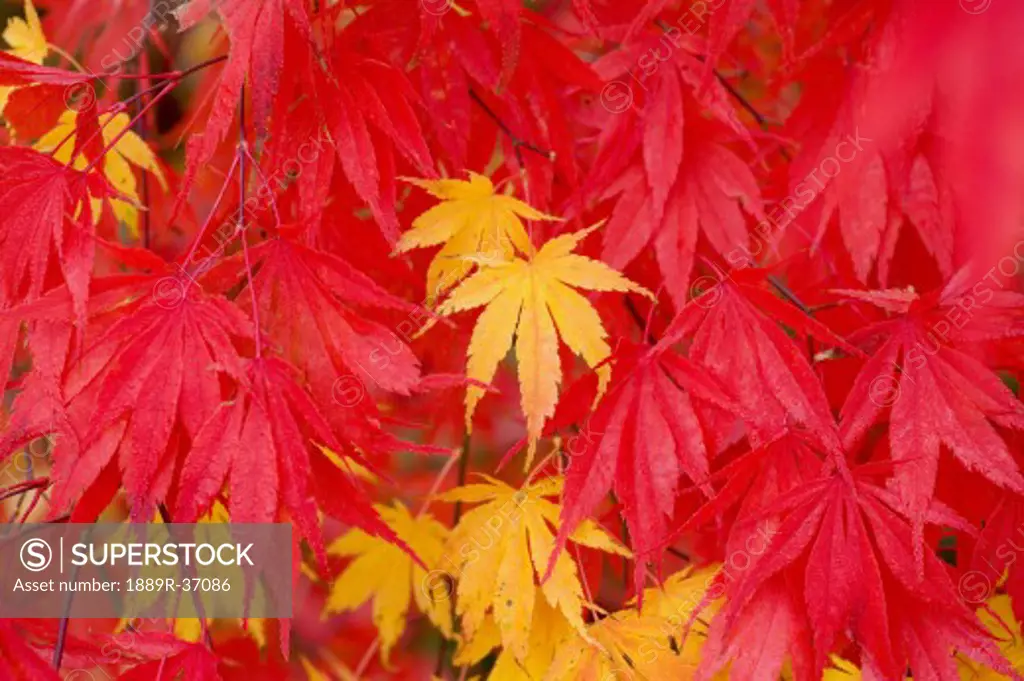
xmin=17 ymin=487 xmax=47 ymax=523
xmin=667 ymin=546 xmax=690 ymax=562
xmin=451 ymin=433 xmax=472 ymax=526
xmin=98 ymin=54 xmax=228 ymax=83
xmin=766 ymin=274 xmax=813 ymax=315
xmin=52 ymin=614 xmax=70 ymax=670
xmin=624 ymin=298 xmax=654 ymax=345
xmin=77 ymin=82 xmax=176 ymax=181
xmin=434 ymin=433 xmax=473 ymax=679
xmin=182 ymin=154 xmax=240 ymax=265
xmin=133 ymin=59 xmax=153 ymax=248
xmin=468 ymin=89 xmax=555 ymax=166
xmin=53 ymin=523 xmax=88 ymax=671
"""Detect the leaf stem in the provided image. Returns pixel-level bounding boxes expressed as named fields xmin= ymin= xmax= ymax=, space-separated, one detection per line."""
xmin=47 ymin=43 xmax=86 ymax=73
xmin=415 ymin=448 xmax=463 ymax=519
xmin=56 ymin=54 xmax=227 ymax=167
xmin=182 ymin=154 xmax=240 ymax=266
xmin=239 ymin=144 xmax=282 ymax=230
xmin=0 ymin=477 xmax=49 ymax=504
xmin=99 ymin=54 xmax=228 ymax=83
xmin=237 ymin=94 xmax=263 ymax=357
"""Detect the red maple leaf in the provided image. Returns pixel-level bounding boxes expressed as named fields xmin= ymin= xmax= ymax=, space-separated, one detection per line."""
xmin=176 ymin=0 xmax=311 ymax=161
xmin=550 ymin=340 xmax=740 ymax=595
xmin=174 ymin=357 xmax=403 ymax=563
xmin=0 ymin=621 xmax=61 ymax=681
xmin=839 ymin=285 xmax=1024 ymax=566
xmin=50 ymin=284 xmax=250 ymax=520
xmin=0 ymin=148 xmax=107 ymax=319
xmin=698 ymin=471 xmax=1015 ymax=681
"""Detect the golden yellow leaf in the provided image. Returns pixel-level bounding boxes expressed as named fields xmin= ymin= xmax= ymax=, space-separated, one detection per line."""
xmin=316 ymin=444 xmax=378 ymax=483
xmin=817 ymin=655 xmax=915 ymax=680
xmin=820 ymin=657 xmax=866 ymax=680
xmin=0 ymin=0 xmax=47 ymax=115
xmin=33 ymin=111 xmax=167 ymax=236
xmin=636 ymin=564 xmax=722 ymax=629
xmin=2 ymin=0 xmax=45 ymax=63
xmin=300 ymin=657 xmax=332 ymax=681
xmin=956 ymin=594 xmax=1023 ymax=680
xmin=436 ymin=475 xmax=629 ymax=662
xmin=325 ymin=501 xmax=453 ymax=664
xmin=455 ymin=587 xmax=575 ymax=681
xmin=544 ymin=561 xmax=737 ymax=679
xmin=397 ymin=172 xmax=559 ymax=299
xmin=544 ymin=605 xmax=702 ymax=681
xmin=437 ymin=226 xmax=652 ymax=467
xmin=538 ymin=564 xmax=726 ymax=681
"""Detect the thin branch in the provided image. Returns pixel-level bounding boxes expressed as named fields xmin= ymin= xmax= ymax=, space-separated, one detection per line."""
xmin=52 ymin=615 xmax=70 ymax=670
xmin=712 ymin=69 xmax=772 ymax=131
xmin=17 ymin=487 xmax=48 ymax=523
xmin=624 ymin=298 xmax=654 ymax=345
xmin=452 ymin=433 xmax=472 ymax=525
xmin=766 ymin=274 xmax=813 ymax=315
xmin=132 ymin=59 xmax=153 ymax=248
xmin=97 ymin=54 xmax=228 ymax=83
xmin=415 ymin=449 xmax=463 ymax=519
xmin=667 ymin=546 xmax=690 ymax=562
xmin=434 ymin=433 xmax=472 ymax=679
xmin=468 ymin=89 xmax=555 ymax=164
xmin=237 ymin=95 xmax=263 ymax=357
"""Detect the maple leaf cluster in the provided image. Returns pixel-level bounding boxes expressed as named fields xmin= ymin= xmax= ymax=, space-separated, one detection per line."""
xmin=3 ymin=0 xmax=1024 ymax=679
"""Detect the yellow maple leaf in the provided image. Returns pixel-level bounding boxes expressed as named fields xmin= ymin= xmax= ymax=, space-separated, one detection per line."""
xmin=397 ymin=172 xmax=560 ymax=300
xmin=325 ymin=501 xmax=454 ymax=664
xmin=436 ymin=475 xmax=630 ymax=662
xmin=2 ymin=0 xmax=46 ymax=62
xmin=820 ymin=657 xmax=867 ymax=680
xmin=34 ymin=110 xmax=167 ymax=236
xmin=955 ymin=594 xmax=1023 ymax=680
xmin=317 ymin=443 xmax=378 ymax=483
xmin=817 ymin=655 xmax=916 ymax=680
xmin=544 ymin=605 xmax=702 ymax=681
xmin=533 ymin=564 xmax=727 ymax=680
xmin=0 ymin=0 xmax=47 ymax=115
xmin=455 ymin=587 xmax=575 ymax=680
xmin=437 ymin=225 xmax=652 ymax=467
xmin=300 ymin=657 xmax=334 ymax=681
xmin=636 ymin=564 xmax=722 ymax=638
